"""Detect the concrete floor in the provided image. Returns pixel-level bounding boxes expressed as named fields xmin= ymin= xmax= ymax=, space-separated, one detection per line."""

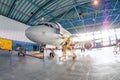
xmin=0 ymin=47 xmax=120 ymax=80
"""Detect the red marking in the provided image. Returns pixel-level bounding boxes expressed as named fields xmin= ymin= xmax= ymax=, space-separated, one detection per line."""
xmin=55 ymin=46 xmax=58 ymax=49
xmin=42 ymin=31 xmax=45 ymax=34
xmin=70 ymin=44 xmax=75 ymax=46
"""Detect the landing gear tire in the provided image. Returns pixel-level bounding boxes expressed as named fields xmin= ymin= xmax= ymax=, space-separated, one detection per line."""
xmin=72 ymin=56 xmax=76 ymax=60
xmin=72 ymin=53 xmax=76 ymax=60
xmin=113 ymin=51 xmax=118 ymax=55
xmin=23 ymin=53 xmax=25 ymax=56
xmin=49 ymin=52 xmax=55 ymax=58
xmin=18 ymin=53 xmax=20 ymax=56
xmin=18 ymin=53 xmax=26 ymax=56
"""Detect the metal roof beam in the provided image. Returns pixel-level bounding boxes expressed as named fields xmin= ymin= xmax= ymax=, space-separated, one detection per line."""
xmin=49 ymin=8 xmax=74 ymax=22
xmin=7 ymin=0 xmax=17 ymax=17
xmin=66 ymin=22 xmax=103 ymax=30
xmin=33 ymin=1 xmax=90 ymax=22
xmin=49 ymin=6 xmax=81 ymax=22
xmin=27 ymin=0 xmax=39 ymax=8
xmin=50 ymin=1 xmax=90 ymax=22
xmin=51 ymin=8 xmax=120 ymax=22
xmin=111 ymin=0 xmax=118 ymax=14
xmin=25 ymin=0 xmax=54 ymax=24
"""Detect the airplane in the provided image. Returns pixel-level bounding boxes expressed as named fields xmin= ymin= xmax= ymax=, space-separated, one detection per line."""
xmin=25 ymin=22 xmax=71 ymax=45
xmin=25 ymin=22 xmax=93 ymax=59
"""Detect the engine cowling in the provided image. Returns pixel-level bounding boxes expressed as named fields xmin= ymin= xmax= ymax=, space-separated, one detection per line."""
xmin=84 ymin=41 xmax=93 ymax=49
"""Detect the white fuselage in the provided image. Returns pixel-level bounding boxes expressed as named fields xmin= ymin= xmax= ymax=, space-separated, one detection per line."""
xmin=25 ymin=22 xmax=71 ymax=45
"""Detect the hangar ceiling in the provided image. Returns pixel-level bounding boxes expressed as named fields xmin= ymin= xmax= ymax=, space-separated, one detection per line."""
xmin=0 ymin=0 xmax=120 ymax=33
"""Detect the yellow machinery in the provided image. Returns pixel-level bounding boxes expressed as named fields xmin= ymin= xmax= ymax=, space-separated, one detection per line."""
xmin=0 ymin=38 xmax=12 ymax=50
xmin=61 ymin=34 xmax=76 ymax=59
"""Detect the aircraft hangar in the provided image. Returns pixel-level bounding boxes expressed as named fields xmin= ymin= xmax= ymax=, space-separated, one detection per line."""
xmin=0 ymin=0 xmax=120 ymax=80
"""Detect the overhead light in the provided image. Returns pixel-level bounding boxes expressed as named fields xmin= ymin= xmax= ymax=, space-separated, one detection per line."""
xmin=41 ymin=17 xmax=45 ymax=21
xmin=92 ymin=0 xmax=99 ymax=6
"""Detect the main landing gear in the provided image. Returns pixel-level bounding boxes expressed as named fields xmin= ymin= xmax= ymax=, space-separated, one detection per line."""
xmin=49 ymin=50 xmax=55 ymax=58
xmin=18 ymin=48 xmax=26 ymax=56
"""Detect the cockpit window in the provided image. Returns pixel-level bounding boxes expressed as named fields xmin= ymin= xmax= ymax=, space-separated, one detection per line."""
xmin=50 ymin=24 xmax=54 ymax=28
xmin=40 ymin=23 xmax=54 ymax=28
xmin=44 ymin=24 xmax=49 ymax=26
xmin=39 ymin=22 xmax=60 ymax=34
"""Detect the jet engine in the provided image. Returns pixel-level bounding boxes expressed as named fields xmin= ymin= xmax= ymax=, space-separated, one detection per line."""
xmin=84 ymin=41 xmax=93 ymax=49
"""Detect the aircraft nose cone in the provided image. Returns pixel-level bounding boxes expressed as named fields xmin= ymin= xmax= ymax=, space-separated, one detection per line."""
xmin=25 ymin=27 xmax=34 ymax=40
